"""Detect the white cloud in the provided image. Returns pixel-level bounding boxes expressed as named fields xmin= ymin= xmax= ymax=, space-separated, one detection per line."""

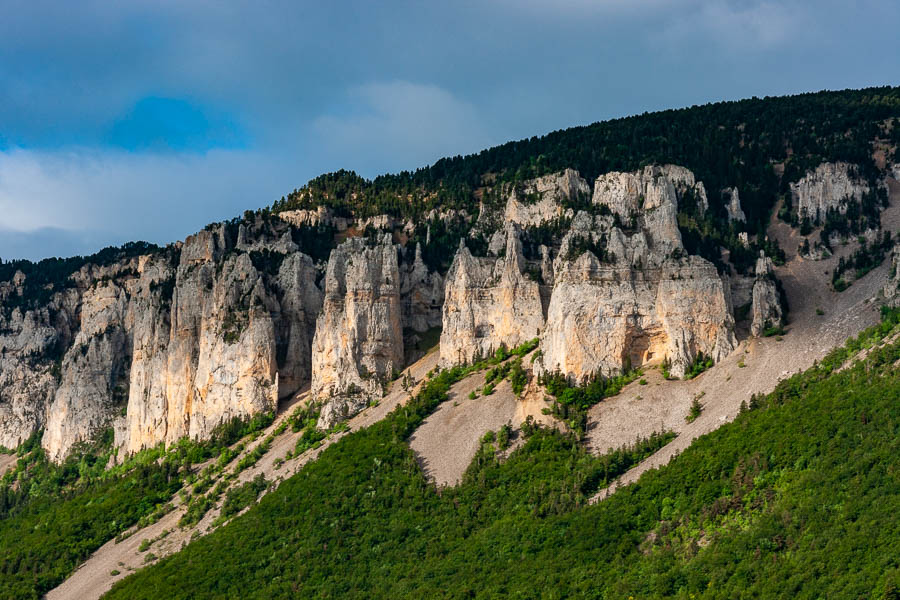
xmin=0 ymin=147 xmax=297 ymax=259
xmin=0 ymin=82 xmax=495 ymax=260
xmin=312 ymin=81 xmax=495 ymax=174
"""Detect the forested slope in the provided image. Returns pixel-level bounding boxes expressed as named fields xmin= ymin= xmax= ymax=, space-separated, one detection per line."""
xmin=104 ymin=309 xmax=900 ymax=599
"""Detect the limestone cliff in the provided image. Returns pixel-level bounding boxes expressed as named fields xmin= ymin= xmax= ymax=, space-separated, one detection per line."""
xmin=592 ymin=164 xmax=696 ymax=257
xmin=1 ymin=221 xmax=325 ymax=460
xmin=723 ymin=187 xmax=746 ymax=222
xmin=535 ymin=166 xmax=735 ymax=380
xmin=439 ymin=225 xmax=544 ymax=365
xmin=790 ymin=162 xmax=870 ymax=222
xmin=439 ymin=166 xmax=736 ymax=380
xmin=0 ymin=293 xmax=72 ymax=450
xmin=750 ymin=252 xmax=784 ymax=337
xmin=43 ymin=282 xmax=131 ymax=461
xmin=311 ymin=235 xmax=404 ymax=428
xmin=884 ymin=243 xmax=900 ymax=306
xmin=503 ymin=168 xmax=589 ymax=228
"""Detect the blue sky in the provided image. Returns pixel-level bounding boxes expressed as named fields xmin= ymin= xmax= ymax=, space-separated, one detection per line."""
xmin=0 ymin=0 xmax=898 ymax=260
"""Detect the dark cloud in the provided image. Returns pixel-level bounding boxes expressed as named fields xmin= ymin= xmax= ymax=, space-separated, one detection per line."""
xmin=0 ymin=0 xmax=897 ymax=259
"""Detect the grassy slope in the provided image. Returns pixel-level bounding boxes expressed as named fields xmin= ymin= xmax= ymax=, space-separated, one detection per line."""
xmin=104 ymin=314 xmax=900 ymax=599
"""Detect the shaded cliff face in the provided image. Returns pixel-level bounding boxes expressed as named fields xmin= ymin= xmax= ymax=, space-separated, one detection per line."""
xmin=884 ymin=243 xmax=900 ymax=306
xmin=311 ymin=235 xmax=404 ymax=428
xmin=790 ymin=162 xmax=871 ymax=222
xmin=440 ymin=225 xmax=544 ymax=365
xmin=400 ymin=243 xmax=444 ymax=333
xmin=723 ymin=187 xmax=746 ymax=222
xmin=0 ymin=288 xmax=71 ymax=450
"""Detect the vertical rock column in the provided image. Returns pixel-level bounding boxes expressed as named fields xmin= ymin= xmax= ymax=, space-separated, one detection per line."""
xmin=439 ymin=224 xmax=544 ymax=365
xmin=311 ymin=235 xmax=404 ymax=428
xmin=750 ymin=251 xmax=784 ymax=336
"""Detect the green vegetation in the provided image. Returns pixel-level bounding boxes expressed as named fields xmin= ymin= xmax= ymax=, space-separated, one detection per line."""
xmin=269 ymin=89 xmax=900 ymax=232
xmin=0 ymin=411 xmax=276 ymax=599
xmin=686 ymin=393 xmax=704 ymax=423
xmin=215 ymin=474 xmax=268 ymax=524
xmin=762 ymin=324 xmax=786 ymax=337
xmin=257 ymin=88 xmax=900 ymax=278
xmin=105 ymin=307 xmax=900 ymax=600
xmin=683 ymin=351 xmax=714 ymax=379
xmin=539 ymin=366 xmax=642 ymax=437
xmin=832 ymin=230 xmax=894 ymax=290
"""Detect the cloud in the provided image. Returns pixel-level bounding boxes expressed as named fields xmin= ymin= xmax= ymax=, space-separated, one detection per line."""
xmin=0 ymin=147 xmax=298 ymax=260
xmin=0 ymin=0 xmax=897 ymax=261
xmin=656 ymin=1 xmax=807 ymax=52
xmin=312 ymin=81 xmax=495 ymax=175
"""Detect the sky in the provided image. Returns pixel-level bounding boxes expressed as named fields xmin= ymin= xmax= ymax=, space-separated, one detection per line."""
xmin=0 ymin=0 xmax=897 ymax=261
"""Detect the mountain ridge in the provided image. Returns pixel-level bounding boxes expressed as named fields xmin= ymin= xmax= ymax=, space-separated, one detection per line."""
xmin=1 ymin=86 xmax=900 ymax=599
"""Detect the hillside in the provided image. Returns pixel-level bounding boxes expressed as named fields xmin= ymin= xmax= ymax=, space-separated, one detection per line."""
xmin=1 ymin=87 xmax=900 ymax=599
xmin=103 ymin=307 xmax=900 ymax=599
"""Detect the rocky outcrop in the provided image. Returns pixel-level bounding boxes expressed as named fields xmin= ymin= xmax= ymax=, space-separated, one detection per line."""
xmin=0 ymin=300 xmax=66 ymax=450
xmin=116 ymin=228 xmax=323 ymax=457
xmin=884 ymin=243 xmax=900 ymax=306
xmin=535 ymin=165 xmax=736 ymax=381
xmin=438 ymin=165 xmax=737 ymax=380
xmin=1 ymin=221 xmax=325 ymax=460
xmin=43 ymin=282 xmax=131 ymax=461
xmin=790 ymin=162 xmax=869 ymax=222
xmin=440 ymin=225 xmax=544 ymax=365
xmin=592 ymin=165 xmax=694 ymax=257
xmin=539 ymin=253 xmax=735 ymax=379
xmin=723 ymin=187 xmax=746 ymax=222
xmin=503 ymin=168 xmax=589 ymax=228
xmin=593 ymin=164 xmax=708 ymax=216
xmin=311 ymin=235 xmax=404 ymax=428
xmin=401 ymin=243 xmax=444 ymax=333
xmin=750 ymin=252 xmax=783 ymax=336
xmin=278 ymin=206 xmax=350 ymax=231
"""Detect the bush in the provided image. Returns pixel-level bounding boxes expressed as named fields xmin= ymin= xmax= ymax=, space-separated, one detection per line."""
xmin=686 ymin=395 xmax=704 ymax=423
xmin=683 ymin=352 xmax=713 ymax=380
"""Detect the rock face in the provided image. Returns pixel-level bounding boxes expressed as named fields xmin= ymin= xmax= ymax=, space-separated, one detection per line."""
xmin=750 ymin=252 xmax=784 ymax=337
xmin=1 ymin=222 xmax=325 ymax=460
xmin=278 ymin=206 xmax=350 ymax=231
xmin=790 ymin=162 xmax=869 ymax=222
xmin=440 ymin=225 xmax=544 ymax=365
xmin=401 ymin=243 xmax=444 ymax=333
xmin=311 ymin=235 xmax=404 ymax=428
xmin=118 ymin=228 xmax=323 ymax=456
xmin=723 ymin=187 xmax=746 ymax=222
xmin=438 ymin=166 xmax=737 ymax=380
xmin=592 ymin=164 xmax=699 ymax=257
xmin=43 ymin=282 xmax=131 ymax=461
xmin=503 ymin=168 xmax=589 ymax=228
xmin=535 ymin=167 xmax=735 ymax=380
xmin=0 ymin=297 xmax=70 ymax=450
xmin=884 ymin=243 xmax=900 ymax=306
